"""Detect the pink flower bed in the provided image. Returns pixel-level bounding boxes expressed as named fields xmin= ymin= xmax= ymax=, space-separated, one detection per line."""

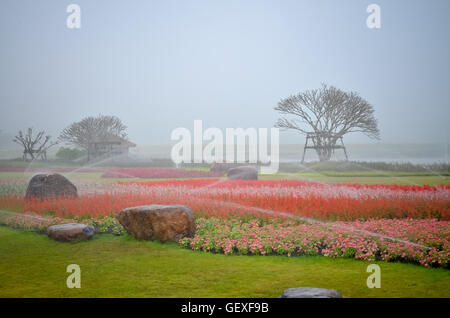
xmin=180 ymin=218 xmax=449 ymax=268
xmin=101 ymin=168 xmax=225 ymax=179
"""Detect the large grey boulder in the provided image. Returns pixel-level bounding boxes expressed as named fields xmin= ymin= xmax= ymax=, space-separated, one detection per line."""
xmin=47 ymin=223 xmax=94 ymax=242
xmin=26 ymin=173 xmax=77 ymax=200
xmin=117 ymin=205 xmax=195 ymax=242
xmin=227 ymin=166 xmax=258 ymax=180
xmin=279 ymin=287 xmax=342 ymax=298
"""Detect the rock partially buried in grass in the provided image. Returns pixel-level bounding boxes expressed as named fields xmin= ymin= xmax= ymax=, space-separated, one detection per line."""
xmin=47 ymin=223 xmax=95 ymax=242
xmin=117 ymin=205 xmax=195 ymax=242
xmin=279 ymin=287 xmax=342 ymax=298
xmin=210 ymin=162 xmax=235 ymax=172
xmin=26 ymin=173 xmax=77 ymax=200
xmin=227 ymin=166 xmax=258 ymax=180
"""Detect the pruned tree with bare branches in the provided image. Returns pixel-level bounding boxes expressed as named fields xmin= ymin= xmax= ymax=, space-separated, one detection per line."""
xmin=13 ymin=128 xmax=58 ymax=161
xmin=275 ymin=84 xmax=380 ymax=161
xmin=59 ymin=115 xmax=127 ymax=150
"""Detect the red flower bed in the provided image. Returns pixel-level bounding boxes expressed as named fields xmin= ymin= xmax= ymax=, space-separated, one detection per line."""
xmin=1 ymin=179 xmax=448 ymax=221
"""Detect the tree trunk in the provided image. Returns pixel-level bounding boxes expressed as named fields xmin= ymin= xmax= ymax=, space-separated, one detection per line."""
xmin=316 ymin=148 xmax=332 ymax=161
xmin=312 ymin=136 xmax=337 ymax=161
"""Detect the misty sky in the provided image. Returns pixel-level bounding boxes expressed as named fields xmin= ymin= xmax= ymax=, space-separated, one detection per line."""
xmin=0 ymin=0 xmax=449 ymax=145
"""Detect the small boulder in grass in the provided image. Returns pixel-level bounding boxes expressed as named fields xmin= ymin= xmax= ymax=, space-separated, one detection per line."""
xmin=210 ymin=162 xmax=235 ymax=172
xmin=279 ymin=287 xmax=342 ymax=298
xmin=47 ymin=223 xmax=95 ymax=242
xmin=117 ymin=205 xmax=195 ymax=242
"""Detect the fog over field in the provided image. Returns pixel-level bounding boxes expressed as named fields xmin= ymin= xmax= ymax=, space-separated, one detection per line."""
xmin=0 ymin=0 xmax=449 ymax=159
xmin=126 ymin=143 xmax=450 ymax=164
xmin=0 ymin=139 xmax=448 ymax=164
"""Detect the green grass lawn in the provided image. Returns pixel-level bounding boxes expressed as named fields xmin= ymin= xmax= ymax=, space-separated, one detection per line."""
xmin=0 ymin=226 xmax=448 ymax=298
xmin=260 ymin=173 xmax=449 ymax=185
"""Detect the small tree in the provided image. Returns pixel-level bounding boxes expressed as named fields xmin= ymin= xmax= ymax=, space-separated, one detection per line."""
xmin=59 ymin=115 xmax=127 ymax=151
xmin=275 ymin=84 xmax=380 ymax=161
xmin=13 ymin=128 xmax=58 ymax=161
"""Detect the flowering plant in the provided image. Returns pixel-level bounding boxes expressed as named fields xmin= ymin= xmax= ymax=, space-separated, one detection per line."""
xmin=180 ymin=217 xmax=449 ymax=268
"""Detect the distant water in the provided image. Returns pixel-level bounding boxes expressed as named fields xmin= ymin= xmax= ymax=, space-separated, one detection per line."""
xmin=0 ymin=143 xmax=448 ymax=164
xmin=276 ymin=143 xmax=450 ymax=164
xmin=129 ymin=143 xmax=450 ymax=164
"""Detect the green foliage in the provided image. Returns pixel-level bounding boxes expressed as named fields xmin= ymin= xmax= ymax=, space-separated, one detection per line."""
xmin=55 ymin=147 xmax=86 ymax=161
xmin=81 ymin=216 xmax=124 ymax=236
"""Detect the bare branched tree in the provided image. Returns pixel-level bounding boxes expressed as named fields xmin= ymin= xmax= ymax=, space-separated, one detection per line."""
xmin=275 ymin=84 xmax=380 ymax=161
xmin=59 ymin=115 xmax=127 ymax=150
xmin=13 ymin=128 xmax=58 ymax=161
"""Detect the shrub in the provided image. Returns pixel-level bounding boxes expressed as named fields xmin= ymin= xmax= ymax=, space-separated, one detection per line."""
xmin=55 ymin=147 xmax=86 ymax=161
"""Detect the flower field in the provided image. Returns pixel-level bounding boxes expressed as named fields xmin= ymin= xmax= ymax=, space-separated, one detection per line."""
xmin=2 ymin=179 xmax=447 ymax=220
xmin=0 ymin=166 xmax=225 ymax=179
xmin=0 ymin=178 xmax=448 ymax=268
xmin=101 ymin=168 xmax=225 ymax=179
xmin=181 ymin=218 xmax=449 ymax=267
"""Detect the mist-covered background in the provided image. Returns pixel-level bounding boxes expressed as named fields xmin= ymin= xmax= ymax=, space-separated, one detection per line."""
xmin=0 ymin=0 xmax=449 ymax=162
